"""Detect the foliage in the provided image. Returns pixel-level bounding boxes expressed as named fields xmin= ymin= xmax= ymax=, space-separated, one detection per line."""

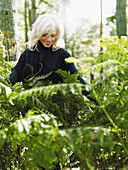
xmin=0 ymin=34 xmax=128 ymax=169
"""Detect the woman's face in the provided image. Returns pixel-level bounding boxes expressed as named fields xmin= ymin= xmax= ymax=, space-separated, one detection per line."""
xmin=40 ymin=30 xmax=57 ymax=48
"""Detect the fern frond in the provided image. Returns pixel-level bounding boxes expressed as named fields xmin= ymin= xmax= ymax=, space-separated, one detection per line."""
xmin=91 ymin=59 xmax=120 ymax=73
xmin=60 ymin=126 xmax=115 ymax=148
xmin=100 ymin=37 xmax=128 ymax=59
xmin=0 ymin=83 xmax=12 ymax=96
xmin=56 ymin=69 xmax=79 ymax=83
xmin=0 ymin=110 xmax=58 ymax=148
xmin=23 ymin=71 xmax=53 ymax=88
xmin=11 ymin=83 xmax=83 ymax=101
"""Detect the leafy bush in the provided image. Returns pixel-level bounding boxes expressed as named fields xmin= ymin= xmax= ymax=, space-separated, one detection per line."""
xmin=0 ymin=33 xmax=128 ymax=169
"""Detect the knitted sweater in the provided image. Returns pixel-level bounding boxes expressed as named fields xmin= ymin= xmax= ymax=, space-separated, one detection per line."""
xmin=9 ymin=41 xmax=86 ymax=86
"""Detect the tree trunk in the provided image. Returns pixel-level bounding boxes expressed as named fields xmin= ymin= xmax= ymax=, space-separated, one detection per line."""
xmin=30 ymin=0 xmax=36 ymax=28
xmin=100 ymin=0 xmax=103 ymax=39
xmin=63 ymin=0 xmax=68 ymax=48
xmin=25 ymin=0 xmax=29 ymax=42
xmin=24 ymin=0 xmax=36 ymax=43
xmin=0 ymin=0 xmax=16 ymax=60
xmin=116 ymin=0 xmax=127 ymax=38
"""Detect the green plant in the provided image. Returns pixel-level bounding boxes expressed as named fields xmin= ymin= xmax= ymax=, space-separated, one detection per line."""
xmin=0 ymin=34 xmax=128 ymax=169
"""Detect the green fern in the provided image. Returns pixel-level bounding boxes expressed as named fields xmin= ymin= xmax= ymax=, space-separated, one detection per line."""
xmin=1 ymin=35 xmax=128 ymax=169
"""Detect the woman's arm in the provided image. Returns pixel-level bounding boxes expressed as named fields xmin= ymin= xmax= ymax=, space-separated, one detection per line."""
xmin=60 ymin=48 xmax=87 ymax=84
xmin=60 ymin=48 xmax=98 ymax=104
xmin=9 ymin=50 xmax=27 ymax=85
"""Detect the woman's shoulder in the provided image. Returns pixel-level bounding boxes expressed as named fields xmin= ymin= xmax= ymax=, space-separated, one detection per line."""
xmin=20 ymin=48 xmax=29 ymax=56
xmin=57 ymin=47 xmax=71 ymax=58
xmin=18 ymin=48 xmax=38 ymax=63
xmin=21 ymin=48 xmax=38 ymax=56
xmin=22 ymin=48 xmax=34 ymax=54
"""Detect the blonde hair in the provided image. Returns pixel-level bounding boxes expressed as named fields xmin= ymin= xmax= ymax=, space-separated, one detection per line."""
xmin=28 ymin=14 xmax=63 ymax=50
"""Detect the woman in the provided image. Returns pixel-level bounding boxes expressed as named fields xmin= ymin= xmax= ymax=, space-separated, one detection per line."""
xmin=9 ymin=14 xmax=97 ymax=169
xmin=9 ymin=14 xmax=88 ymax=89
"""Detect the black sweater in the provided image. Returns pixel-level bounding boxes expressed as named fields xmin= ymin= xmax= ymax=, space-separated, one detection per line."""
xmin=9 ymin=41 xmax=86 ymax=86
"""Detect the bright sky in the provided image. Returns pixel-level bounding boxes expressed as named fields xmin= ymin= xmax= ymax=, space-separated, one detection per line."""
xmin=65 ymin=0 xmax=116 ymax=33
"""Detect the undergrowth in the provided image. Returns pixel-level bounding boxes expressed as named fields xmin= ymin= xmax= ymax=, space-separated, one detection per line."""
xmin=0 ymin=31 xmax=128 ymax=169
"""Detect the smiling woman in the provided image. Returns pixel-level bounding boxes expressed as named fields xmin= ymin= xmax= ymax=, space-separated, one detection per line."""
xmin=40 ymin=32 xmax=56 ymax=48
xmin=28 ymin=14 xmax=63 ymax=50
xmin=9 ymin=14 xmax=89 ymax=90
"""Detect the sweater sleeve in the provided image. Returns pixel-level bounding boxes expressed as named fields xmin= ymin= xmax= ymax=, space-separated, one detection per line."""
xmin=59 ymin=48 xmax=98 ymax=104
xmin=60 ymin=48 xmax=87 ymax=85
xmin=9 ymin=50 xmax=26 ymax=85
xmin=60 ymin=48 xmax=77 ymax=73
xmin=9 ymin=69 xmax=18 ymax=86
